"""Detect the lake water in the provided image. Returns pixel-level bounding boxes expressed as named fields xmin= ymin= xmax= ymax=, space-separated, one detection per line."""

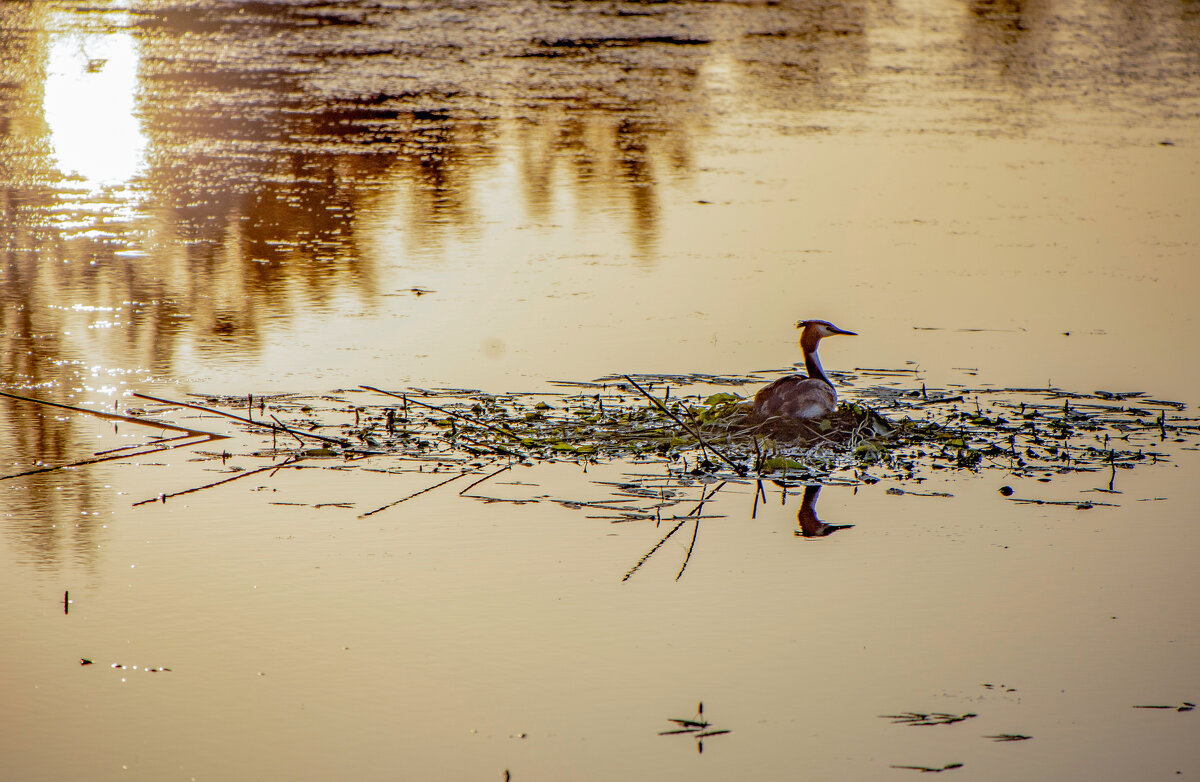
xmin=2 ymin=1 xmax=1199 ymax=780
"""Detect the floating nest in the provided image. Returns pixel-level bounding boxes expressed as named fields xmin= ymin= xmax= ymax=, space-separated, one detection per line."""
xmin=694 ymin=396 xmax=897 ymax=453
xmin=125 ymin=369 xmax=1193 ymax=488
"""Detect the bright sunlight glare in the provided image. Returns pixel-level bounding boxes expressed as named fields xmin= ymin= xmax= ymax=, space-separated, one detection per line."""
xmin=44 ymin=24 xmax=144 ymax=189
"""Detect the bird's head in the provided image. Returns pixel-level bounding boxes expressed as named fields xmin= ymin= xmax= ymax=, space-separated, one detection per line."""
xmin=796 ymin=320 xmax=856 ymax=350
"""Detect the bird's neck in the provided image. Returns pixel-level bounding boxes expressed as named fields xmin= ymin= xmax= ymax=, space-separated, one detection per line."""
xmin=804 ymin=346 xmax=832 ymax=386
xmin=798 ymin=485 xmax=822 ymax=536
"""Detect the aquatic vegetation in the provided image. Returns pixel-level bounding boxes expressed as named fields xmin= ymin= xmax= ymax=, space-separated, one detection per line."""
xmin=881 ymin=712 xmax=978 ymax=727
xmin=658 ymin=702 xmax=730 ymax=754
xmin=1132 ymin=702 xmax=1195 ymax=712
xmin=134 ymin=368 xmax=1193 ymax=494
xmin=5 ymin=369 xmax=1196 ymax=550
xmin=889 ymin=762 xmax=964 ymax=773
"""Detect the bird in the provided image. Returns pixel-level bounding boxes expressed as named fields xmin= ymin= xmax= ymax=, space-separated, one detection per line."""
xmin=753 ymin=319 xmax=856 ymax=420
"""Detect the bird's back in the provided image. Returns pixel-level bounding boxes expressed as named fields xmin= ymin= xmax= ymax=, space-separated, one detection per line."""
xmin=753 ymin=374 xmax=837 ymax=420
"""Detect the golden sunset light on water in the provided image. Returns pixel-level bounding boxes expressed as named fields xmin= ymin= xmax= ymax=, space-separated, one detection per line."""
xmin=45 ymin=24 xmax=144 ymax=190
xmin=2 ymin=2 xmax=1199 ymax=780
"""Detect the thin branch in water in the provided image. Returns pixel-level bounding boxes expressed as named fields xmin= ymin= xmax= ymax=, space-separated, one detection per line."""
xmin=0 ymin=389 xmax=228 ymax=438
xmin=1006 ymin=497 xmax=1119 ymax=508
xmin=270 ymin=414 xmax=307 ymax=448
xmin=913 ymin=395 xmax=966 ymax=407
xmin=359 ymin=471 xmax=472 ymax=518
xmin=751 ymin=479 xmax=765 ymax=519
xmin=687 ymin=481 xmax=726 ymax=517
xmin=675 ymin=519 xmax=701 ymax=581
xmin=131 ymin=457 xmax=301 ymax=506
xmin=459 ymin=464 xmax=511 ymax=495
xmin=91 ymin=431 xmax=203 ymax=457
xmin=133 ymin=392 xmax=350 ymax=447
xmin=360 ymin=385 xmax=520 ymax=443
xmin=621 ymin=375 xmax=745 ymax=474
xmin=622 ymin=518 xmax=688 ymax=582
xmin=625 ymin=482 xmax=724 ymax=582
xmin=2 ymin=437 xmax=216 ymax=482
xmin=0 ymin=391 xmax=236 ymax=479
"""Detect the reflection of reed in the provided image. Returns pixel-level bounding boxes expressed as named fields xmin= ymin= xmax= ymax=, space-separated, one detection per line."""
xmin=622 ymin=481 xmax=724 ymax=583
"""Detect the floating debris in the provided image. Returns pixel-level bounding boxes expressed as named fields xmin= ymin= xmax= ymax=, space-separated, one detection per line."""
xmin=882 ymin=712 xmax=978 ymax=727
xmin=980 ymin=683 xmax=1017 ymax=693
xmin=1133 ymin=702 xmax=1195 ymax=712
xmin=658 ymin=702 xmax=731 ymax=754
xmin=985 ymin=734 xmax=1033 ymax=742
xmin=890 ymin=763 xmax=964 ymax=773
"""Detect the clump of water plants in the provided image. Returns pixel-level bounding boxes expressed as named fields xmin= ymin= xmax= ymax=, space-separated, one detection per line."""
xmin=8 ymin=366 xmax=1191 ymax=524
xmin=123 ymin=367 xmax=1190 ymax=488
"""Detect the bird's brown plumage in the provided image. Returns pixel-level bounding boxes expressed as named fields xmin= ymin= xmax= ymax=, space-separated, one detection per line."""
xmin=753 ymin=375 xmax=838 ymax=419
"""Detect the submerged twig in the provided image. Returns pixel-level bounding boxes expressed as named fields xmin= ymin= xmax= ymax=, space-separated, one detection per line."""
xmin=133 ymin=392 xmax=350 ymax=447
xmin=0 ymin=389 xmax=226 ymax=438
xmin=2 ymin=436 xmax=215 ymax=482
xmin=270 ymin=414 xmax=307 ymax=448
xmin=622 ymin=518 xmax=688 ymax=582
xmin=458 ymin=464 xmax=512 ymax=495
xmin=622 ymin=375 xmax=744 ymax=474
xmin=360 ymin=385 xmax=520 ymax=443
xmin=0 ymin=391 xmax=229 ymax=481
xmin=359 ymin=471 xmax=473 ymax=518
xmin=131 ymin=457 xmax=302 ymax=506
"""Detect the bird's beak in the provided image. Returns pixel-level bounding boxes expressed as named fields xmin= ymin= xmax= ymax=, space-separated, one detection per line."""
xmin=832 ymin=327 xmax=857 ymax=336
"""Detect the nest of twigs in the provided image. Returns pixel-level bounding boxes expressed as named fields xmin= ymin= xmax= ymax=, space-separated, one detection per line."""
xmin=697 ymin=398 xmax=896 ymax=449
xmin=109 ymin=369 xmax=1193 ymax=488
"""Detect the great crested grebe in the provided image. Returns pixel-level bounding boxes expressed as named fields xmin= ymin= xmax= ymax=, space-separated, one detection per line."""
xmin=753 ymin=319 xmax=856 ymax=420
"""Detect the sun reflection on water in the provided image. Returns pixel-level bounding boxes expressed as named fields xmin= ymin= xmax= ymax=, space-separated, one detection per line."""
xmin=44 ymin=18 xmax=144 ymax=191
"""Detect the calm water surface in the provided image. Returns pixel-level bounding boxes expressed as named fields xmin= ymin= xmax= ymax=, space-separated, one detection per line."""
xmin=2 ymin=1 xmax=1199 ymax=780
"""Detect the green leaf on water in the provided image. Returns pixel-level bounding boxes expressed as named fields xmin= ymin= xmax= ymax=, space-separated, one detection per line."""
xmin=762 ymin=457 xmax=805 ymax=472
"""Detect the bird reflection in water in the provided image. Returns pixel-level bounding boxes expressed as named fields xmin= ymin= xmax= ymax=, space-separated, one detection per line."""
xmin=624 ymin=480 xmax=853 ymax=581
xmin=795 ymin=484 xmax=854 ymax=538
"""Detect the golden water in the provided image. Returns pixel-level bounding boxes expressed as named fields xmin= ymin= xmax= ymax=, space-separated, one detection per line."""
xmin=2 ymin=1 xmax=1199 ymax=779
